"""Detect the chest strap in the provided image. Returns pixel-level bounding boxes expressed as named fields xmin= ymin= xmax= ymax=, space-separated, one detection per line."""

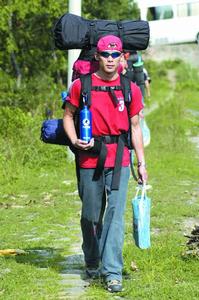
xmin=90 ymin=133 xmax=128 ymax=190
xmin=91 ymin=85 xmax=121 ymax=106
xmin=91 ymin=85 xmax=122 ymax=91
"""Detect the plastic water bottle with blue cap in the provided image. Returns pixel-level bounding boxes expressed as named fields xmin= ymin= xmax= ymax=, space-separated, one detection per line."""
xmin=61 ymin=91 xmax=68 ymax=103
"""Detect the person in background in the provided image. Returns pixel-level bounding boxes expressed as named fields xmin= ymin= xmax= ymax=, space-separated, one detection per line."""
xmin=63 ymin=35 xmax=148 ymax=293
xmin=143 ymin=67 xmax=151 ymax=98
xmin=122 ymin=51 xmax=151 ymax=100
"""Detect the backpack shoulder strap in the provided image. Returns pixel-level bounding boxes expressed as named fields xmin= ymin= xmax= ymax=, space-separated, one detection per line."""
xmin=120 ymin=73 xmax=132 ymax=105
xmin=79 ymin=74 xmax=92 ymax=107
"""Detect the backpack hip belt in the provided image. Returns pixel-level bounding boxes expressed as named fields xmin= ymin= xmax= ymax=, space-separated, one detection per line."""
xmin=88 ymin=133 xmax=128 ymax=190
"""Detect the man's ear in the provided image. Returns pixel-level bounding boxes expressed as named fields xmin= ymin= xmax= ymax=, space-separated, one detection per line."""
xmin=95 ymin=53 xmax=99 ymax=61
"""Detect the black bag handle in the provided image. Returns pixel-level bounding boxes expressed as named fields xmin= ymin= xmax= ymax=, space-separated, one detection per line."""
xmin=80 ymin=74 xmax=92 ymax=108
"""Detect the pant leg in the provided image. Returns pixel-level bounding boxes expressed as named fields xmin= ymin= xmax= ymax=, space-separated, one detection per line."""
xmin=100 ymin=166 xmax=130 ymax=282
xmin=78 ymin=168 xmax=105 ymax=267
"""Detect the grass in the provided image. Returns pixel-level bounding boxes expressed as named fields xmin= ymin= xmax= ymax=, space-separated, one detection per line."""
xmin=0 ymin=163 xmax=81 ymax=299
xmin=0 ymin=60 xmax=199 ymax=299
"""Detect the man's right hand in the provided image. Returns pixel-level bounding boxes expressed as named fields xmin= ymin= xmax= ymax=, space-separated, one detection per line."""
xmin=73 ymin=138 xmax=94 ymax=151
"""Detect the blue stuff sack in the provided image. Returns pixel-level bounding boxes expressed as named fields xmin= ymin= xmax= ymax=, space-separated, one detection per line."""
xmin=41 ymin=119 xmax=71 ymax=146
xmin=132 ymin=185 xmax=151 ymax=249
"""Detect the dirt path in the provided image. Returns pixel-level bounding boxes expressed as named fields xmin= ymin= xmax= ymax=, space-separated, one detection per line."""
xmin=143 ymin=44 xmax=199 ymax=68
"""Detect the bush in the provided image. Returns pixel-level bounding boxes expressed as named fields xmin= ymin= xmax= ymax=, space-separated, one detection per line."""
xmin=0 ymin=70 xmax=65 ymax=114
xmin=0 ymin=106 xmax=68 ymax=185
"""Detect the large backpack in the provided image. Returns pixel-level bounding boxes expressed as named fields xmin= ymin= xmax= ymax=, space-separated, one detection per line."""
xmin=41 ymin=14 xmax=150 ymax=188
xmin=53 ymin=13 xmax=150 ymax=51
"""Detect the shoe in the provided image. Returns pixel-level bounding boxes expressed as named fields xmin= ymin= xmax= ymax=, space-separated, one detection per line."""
xmin=86 ymin=267 xmax=100 ymax=279
xmin=107 ymin=279 xmax=123 ymax=293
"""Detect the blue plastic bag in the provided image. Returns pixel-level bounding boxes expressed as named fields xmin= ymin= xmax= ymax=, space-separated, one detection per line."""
xmin=140 ymin=118 xmax=151 ymax=148
xmin=132 ymin=185 xmax=151 ymax=249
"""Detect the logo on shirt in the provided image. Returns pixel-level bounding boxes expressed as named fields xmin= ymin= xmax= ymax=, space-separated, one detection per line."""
xmin=118 ymin=98 xmax=124 ymax=112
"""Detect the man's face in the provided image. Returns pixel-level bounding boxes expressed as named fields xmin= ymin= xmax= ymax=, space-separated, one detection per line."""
xmin=96 ymin=51 xmax=123 ymax=74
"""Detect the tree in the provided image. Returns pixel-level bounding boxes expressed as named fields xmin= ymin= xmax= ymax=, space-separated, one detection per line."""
xmin=82 ymin=0 xmax=139 ymax=20
xmin=0 ymin=0 xmax=68 ymax=84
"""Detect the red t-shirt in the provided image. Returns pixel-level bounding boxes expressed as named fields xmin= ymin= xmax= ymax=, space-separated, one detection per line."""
xmin=67 ymin=73 xmax=143 ymax=168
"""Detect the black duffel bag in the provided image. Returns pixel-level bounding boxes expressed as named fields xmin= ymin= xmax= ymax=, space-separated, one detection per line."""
xmin=54 ymin=13 xmax=150 ymax=51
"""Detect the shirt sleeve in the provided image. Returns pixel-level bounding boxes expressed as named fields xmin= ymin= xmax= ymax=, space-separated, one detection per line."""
xmin=129 ymin=83 xmax=144 ymax=117
xmin=66 ymin=79 xmax=81 ymax=108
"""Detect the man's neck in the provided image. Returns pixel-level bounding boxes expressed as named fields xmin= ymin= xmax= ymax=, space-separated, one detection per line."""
xmin=95 ymin=70 xmax=119 ymax=81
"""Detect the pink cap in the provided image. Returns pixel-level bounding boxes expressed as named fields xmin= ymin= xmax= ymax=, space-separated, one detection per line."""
xmin=97 ymin=35 xmax=123 ymax=52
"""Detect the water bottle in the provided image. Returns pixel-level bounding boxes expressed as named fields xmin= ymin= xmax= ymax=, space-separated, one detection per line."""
xmin=80 ymin=95 xmax=92 ymax=142
xmin=61 ymin=91 xmax=67 ymax=103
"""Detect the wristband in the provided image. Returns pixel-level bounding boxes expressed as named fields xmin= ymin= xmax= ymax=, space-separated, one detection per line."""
xmin=138 ymin=161 xmax=147 ymax=168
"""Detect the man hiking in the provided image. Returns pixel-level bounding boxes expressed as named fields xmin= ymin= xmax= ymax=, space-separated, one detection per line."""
xmin=63 ymin=35 xmax=148 ymax=293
